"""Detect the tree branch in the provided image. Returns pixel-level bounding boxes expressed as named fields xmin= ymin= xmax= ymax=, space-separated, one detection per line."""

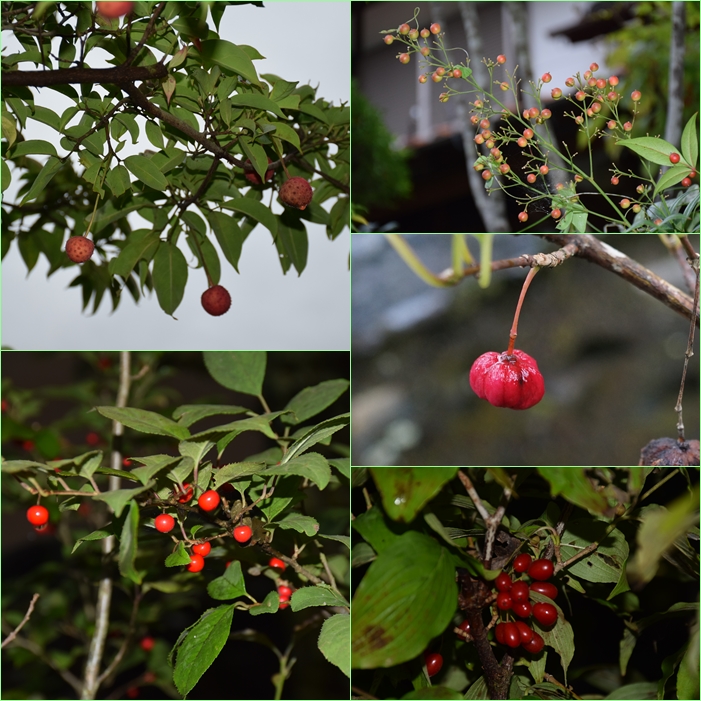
xmin=1 ymin=64 xmax=168 ymax=87
xmin=1 ymin=593 xmax=40 ymax=649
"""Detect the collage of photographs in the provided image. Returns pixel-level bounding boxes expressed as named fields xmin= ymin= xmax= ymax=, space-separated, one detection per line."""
xmin=0 ymin=1 xmax=699 ymax=700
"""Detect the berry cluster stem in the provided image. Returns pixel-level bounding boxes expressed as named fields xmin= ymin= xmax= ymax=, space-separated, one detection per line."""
xmin=507 ymin=266 xmax=540 ymax=355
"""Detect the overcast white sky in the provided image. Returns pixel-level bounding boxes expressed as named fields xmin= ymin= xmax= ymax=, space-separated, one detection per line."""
xmin=1 ymin=2 xmax=350 ymax=350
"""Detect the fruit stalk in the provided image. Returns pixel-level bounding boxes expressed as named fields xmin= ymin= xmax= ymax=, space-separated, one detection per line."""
xmin=506 ymin=266 xmax=540 ymax=355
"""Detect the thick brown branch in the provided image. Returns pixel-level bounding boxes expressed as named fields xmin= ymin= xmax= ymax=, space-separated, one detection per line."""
xmin=1 ymin=64 xmax=167 ymax=87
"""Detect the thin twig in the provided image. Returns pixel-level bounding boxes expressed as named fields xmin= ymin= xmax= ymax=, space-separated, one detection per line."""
xmin=1 ymin=593 xmax=40 ymax=648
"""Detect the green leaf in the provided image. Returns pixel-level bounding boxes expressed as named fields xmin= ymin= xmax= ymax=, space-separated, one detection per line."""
xmin=119 ymin=500 xmax=142 ymax=584
xmin=249 ymin=590 xmax=279 ymax=615
xmin=318 ymin=614 xmax=350 ymax=678
xmin=130 ymin=454 xmax=180 ymax=485
xmin=203 ymin=351 xmax=267 ymax=396
xmin=229 ymin=93 xmax=286 ymax=120
xmin=677 ymin=628 xmax=699 ymax=701
xmin=108 ymin=229 xmax=161 ymax=278
xmin=224 ymin=197 xmax=277 ymax=237
xmin=654 ymin=164 xmax=691 ymax=196
xmin=329 ymin=458 xmax=350 ymax=479
xmin=290 ymin=585 xmax=348 ymax=611
xmin=352 ymin=506 xmax=403 ymax=555
xmin=351 ymin=531 xmax=457 ymax=669
xmin=560 ymin=519 xmax=629 ymax=584
xmin=271 ymin=121 xmax=301 ymax=151
xmin=262 ymin=452 xmax=331 ymax=490
xmin=173 ymin=404 xmax=250 ymax=427
xmin=282 ymin=414 xmax=349 ymax=463
xmin=20 ymin=156 xmax=63 ymax=204
xmin=603 ymin=682 xmax=658 ymax=700
xmin=276 ymin=512 xmax=319 ymax=537
xmin=370 ymin=468 xmax=459 ymax=523
xmin=276 ymin=213 xmax=308 ymax=275
xmin=94 ymin=406 xmax=191 ymax=440
xmin=403 ymin=688 xmax=464 ymax=700
xmin=258 ymin=476 xmax=304 ymax=521
xmin=152 ymin=241 xmax=188 ymax=315
xmin=620 ymin=136 xmax=679 ymax=167
xmin=206 ymin=210 xmax=244 ymax=272
xmin=92 ymin=482 xmax=154 ymax=518
xmin=71 ymin=523 xmax=118 ymax=553
xmin=2 ymin=158 xmax=12 ymax=192
xmin=207 ymin=560 xmax=248 ymax=601
xmin=680 ymin=112 xmax=699 ymax=168
xmin=124 ymin=154 xmax=169 ymax=191
xmin=213 ymin=461 xmax=267 ymax=487
xmin=537 ymin=467 xmax=613 ymax=517
xmin=172 ymin=605 xmax=235 ymax=698
xmin=178 ymin=440 xmax=215 ymax=470
xmin=529 ymin=590 xmax=575 ymax=678
xmin=165 ymin=541 xmax=192 ymax=568
xmin=10 ymin=139 xmax=57 ymax=157
xmin=105 ymin=164 xmax=132 ymax=198
xmin=199 ymin=40 xmax=260 ymax=86
xmin=145 ymin=120 xmax=165 ymax=150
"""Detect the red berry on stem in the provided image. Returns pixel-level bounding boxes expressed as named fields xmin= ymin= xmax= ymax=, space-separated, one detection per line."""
xmin=669 ymin=152 xmax=681 ymax=164
xmin=530 ymin=581 xmax=558 ymax=600
xmin=510 ymin=580 xmax=530 ymax=601
xmin=154 ymin=514 xmax=175 ymax=533
xmin=192 ymin=541 xmax=211 ymax=557
xmin=494 ymin=572 xmax=512 ymax=591
xmin=682 ymin=177 xmax=692 ymax=187
xmin=533 ymin=602 xmax=558 ymax=627
xmin=398 ymin=23 xmax=411 ymax=35
xmin=187 ymin=554 xmax=205 ymax=572
xmin=279 ymin=176 xmax=313 ymax=210
xmin=512 ymin=600 xmax=532 ymax=618
xmin=513 ymin=553 xmax=532 ymax=573
xmin=496 ymin=592 xmax=513 ymax=610
xmin=234 ymin=525 xmax=252 ymax=543
xmin=244 ymin=157 xmax=274 ymax=184
xmin=278 ymin=585 xmax=292 ymax=600
xmin=176 ymin=483 xmax=193 ymax=503
xmin=140 ymin=636 xmax=155 ymax=652
xmin=541 ymin=72 xmax=552 ymax=83
xmin=65 ymin=236 xmax=95 ymax=263
xmin=526 ymin=173 xmax=537 ymax=184
xmin=430 ymin=23 xmax=441 ymax=34
xmin=201 ymin=285 xmax=232 ymax=316
xmin=514 ymin=621 xmax=534 ymax=644
xmin=523 ymin=631 xmax=544 ymax=653
xmin=96 ymin=1 xmax=133 ymax=19
xmin=398 ymin=53 xmax=410 ymax=64
xmin=458 ymin=619 xmax=471 ymax=634
xmin=496 ymin=54 xmax=506 ymax=64
xmin=383 ymin=35 xmax=394 ymax=45
xmin=551 ymin=87 xmax=562 ymax=99
xmin=495 ymin=623 xmax=506 ymax=644
xmin=269 ymin=557 xmax=286 ymax=571
xmin=528 ymin=558 xmax=554 ymax=581
xmin=26 ymin=505 xmax=49 ymax=526
xmin=611 ymin=176 xmax=620 ymax=185
xmin=424 ymin=652 xmax=443 ymax=676
xmin=631 ymin=90 xmax=641 ymax=102
xmin=503 ymin=622 xmax=521 ymax=648
xmin=198 ymin=490 xmax=220 ymax=512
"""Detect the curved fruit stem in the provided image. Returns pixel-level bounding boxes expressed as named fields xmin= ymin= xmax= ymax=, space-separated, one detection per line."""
xmin=506 ymin=266 xmax=540 ymax=354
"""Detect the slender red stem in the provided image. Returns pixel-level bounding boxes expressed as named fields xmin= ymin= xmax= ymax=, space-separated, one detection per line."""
xmin=506 ymin=267 xmax=540 ymax=355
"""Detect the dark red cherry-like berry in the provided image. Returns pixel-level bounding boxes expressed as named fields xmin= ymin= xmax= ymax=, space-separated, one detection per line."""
xmin=530 ymin=581 xmax=558 ymax=600
xmin=494 ymin=572 xmax=512 ymax=591
xmin=424 ymin=652 xmax=443 ymax=677
xmin=522 ymin=631 xmax=544 ymax=653
xmin=502 ymin=622 xmax=521 ymax=648
xmin=528 ymin=558 xmax=554 ymax=581
xmin=496 ymin=592 xmax=513 ymax=610
xmin=495 ymin=622 xmax=506 ymax=644
xmin=532 ymin=602 xmax=558 ymax=627
xmin=512 ymin=600 xmax=532 ymax=618
xmin=458 ymin=619 xmax=471 ymax=634
xmin=514 ymin=621 xmax=534 ymax=644
xmin=469 ymin=350 xmax=545 ymax=410
xmin=513 ymin=553 xmax=532 ymax=573
xmin=510 ymin=581 xmax=529 ymax=602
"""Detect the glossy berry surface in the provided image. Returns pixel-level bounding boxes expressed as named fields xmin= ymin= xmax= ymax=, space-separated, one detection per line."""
xmin=530 ymin=581 xmax=558 ymax=600
xmin=512 ymin=600 xmax=532 ymax=618
xmin=514 ymin=621 xmax=534 ymax=644
xmin=192 ymin=541 xmax=211 ymax=557
xmin=510 ymin=581 xmax=529 ymax=602
xmin=528 ymin=558 xmax=554 ymax=581
xmin=278 ymin=585 xmax=292 ymax=600
xmin=175 ymin=483 xmax=193 ymax=503
xmin=458 ymin=619 xmax=471 ymax=634
xmin=187 ymin=554 xmax=205 ymax=572
xmin=669 ymin=152 xmax=681 ymax=164
xmin=469 ymin=350 xmax=545 ymax=410
xmin=522 ymin=631 xmax=544 ymax=653
xmin=532 ymin=602 xmax=558 ymax=627
xmin=494 ymin=623 xmax=506 ymax=644
xmin=65 ymin=236 xmax=95 ymax=263
xmin=494 ymin=572 xmax=512 ymax=591
xmin=198 ymin=490 xmax=220 ymax=512
xmin=27 ymin=505 xmax=50 ymax=526
xmin=201 ymin=285 xmax=232 ymax=316
xmin=496 ymin=592 xmax=512 ymax=610
xmin=424 ymin=652 xmax=443 ymax=676
xmin=503 ymin=622 xmax=520 ymax=648
xmin=154 ymin=514 xmax=175 ymax=533
xmin=269 ymin=557 xmax=286 ymax=571
xmin=513 ymin=554 xmax=532 ymax=573
xmin=234 ymin=525 xmax=252 ymax=543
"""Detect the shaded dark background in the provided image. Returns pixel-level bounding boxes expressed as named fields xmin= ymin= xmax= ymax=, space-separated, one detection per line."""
xmin=351 ymin=234 xmax=699 ymax=466
xmin=2 ymin=351 xmax=349 ymax=700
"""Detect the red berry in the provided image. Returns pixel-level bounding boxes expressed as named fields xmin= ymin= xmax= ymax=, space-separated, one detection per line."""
xmin=517 ymin=137 xmax=528 ymax=148
xmin=482 ymin=170 xmax=492 ymax=181
xmin=496 ymin=592 xmax=513 ymax=610
xmin=86 ymin=431 xmax=100 ymax=445
xmin=669 ymin=152 xmax=681 ymax=164
xmin=495 ymin=622 xmax=506 ymax=644
xmin=528 ymin=107 xmax=540 ymax=119
xmin=175 ymin=483 xmax=193 ymax=503
xmin=608 ymin=76 xmax=619 ymax=86
xmin=234 ymin=525 xmax=252 ymax=543
xmin=430 ymin=23 xmax=441 ymax=34
xmin=398 ymin=53 xmax=410 ymax=65
xmin=532 ymin=602 xmax=558 ymax=627
xmin=517 ymin=211 xmax=529 ymax=223
xmin=540 ymin=109 xmax=552 ymax=120
xmin=65 ymin=236 xmax=95 ymax=263
xmin=523 ymin=128 xmax=534 ymax=140
xmin=510 ymin=581 xmax=530 ymax=601
xmin=526 ymin=173 xmax=537 ymax=184
xmin=140 ymin=636 xmax=155 ymax=652
xmin=96 ymin=1 xmax=133 ymax=19
xmin=575 ymin=90 xmax=586 ymax=101
xmin=198 ymin=490 xmax=220 ymax=512
xmin=496 ymin=54 xmax=506 ymax=64
xmin=383 ymin=35 xmax=394 ymax=45
xmin=278 ymin=585 xmax=292 ymax=599
xmin=623 ymin=121 xmax=633 ymax=132
xmin=154 ymin=514 xmax=175 ymax=533
xmin=530 ymin=581 xmax=558 ymax=600
xmin=469 ymin=350 xmax=545 ymax=410
xmin=398 ymin=23 xmax=410 ymax=35
xmin=187 ymin=554 xmax=205 ymax=572
xmin=513 ymin=554 xmax=532 ymax=573
xmin=512 ymin=600 xmax=532 ymax=618
xmin=269 ymin=557 xmax=286 ymax=571
xmin=424 ymin=652 xmax=443 ymax=676
xmin=551 ymin=208 xmax=561 ymax=219
xmin=620 ymin=198 xmax=631 ymax=208
xmin=26 ymin=505 xmax=49 ymax=526
xmin=494 ymin=572 xmax=512 ymax=591
xmin=689 ymin=171 xmax=697 ymax=178
xmin=551 ymin=87 xmax=562 ymax=99
xmin=590 ymin=62 xmax=599 ymax=72
xmin=126 ymin=687 xmax=139 ymax=699
xmin=458 ymin=619 xmax=471 ymax=634
xmin=514 ymin=621 xmax=534 ymax=644
xmin=565 ymin=77 xmax=575 ymax=87
xmin=540 ymin=165 xmax=549 ymax=175
xmin=611 ymin=176 xmax=620 ymax=185
xmin=420 ymin=28 xmax=430 ymax=38
xmin=278 ymin=600 xmax=290 ymax=609
xmin=192 ymin=541 xmax=211 ymax=557
xmin=528 ymin=559 xmax=554 ymax=581
xmin=279 ymin=176 xmax=313 ymax=211
xmin=201 ymin=285 xmax=232 ymax=316
xmin=541 ymin=73 xmax=552 ymax=83
xmin=596 ymin=78 xmax=606 ymax=89
xmin=681 ymin=177 xmax=692 ymax=187
xmin=244 ymin=157 xmax=274 ymax=184
xmin=502 ymin=622 xmax=521 ymax=648
xmin=523 ymin=631 xmax=544 ymax=653
xmin=631 ymin=90 xmax=641 ymax=102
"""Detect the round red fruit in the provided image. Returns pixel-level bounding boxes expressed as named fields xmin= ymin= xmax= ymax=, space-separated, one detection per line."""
xmin=532 ymin=602 xmax=558 ymax=627
xmin=398 ymin=23 xmax=410 ymax=35
xmin=65 ymin=236 xmax=95 ymax=263
xmin=503 ymin=622 xmax=520 ymax=648
xmin=198 ymin=490 xmax=220 ymax=512
xmin=682 ymin=177 xmax=692 ymax=187
xmin=234 ymin=525 xmax=252 ymax=543
xmin=424 ymin=652 xmax=443 ymax=676
xmin=140 ymin=636 xmax=155 ymax=652
xmin=26 ymin=505 xmax=49 ymax=526
xmin=430 ymin=23 xmax=441 ymax=34
xmin=496 ymin=54 xmax=506 ymax=64
xmin=269 ymin=557 xmax=286 ymax=571
xmin=512 ymin=600 xmax=532 ymax=618
xmin=495 ymin=622 xmax=506 ymax=644
xmin=192 ymin=541 xmax=211 ymax=557
xmin=187 ymin=554 xmax=205 ymax=573
xmin=469 ymin=350 xmax=545 ymax=410
xmin=278 ymin=585 xmax=292 ymax=600
xmin=523 ymin=631 xmax=544 ymax=653
xmin=175 ymin=483 xmax=193 ymax=503
xmin=669 ymin=152 xmax=681 ymax=164
xmin=201 ymin=285 xmax=232 ymax=316
xmin=244 ymin=157 xmax=274 ymax=184
xmin=528 ymin=558 xmax=554 ymax=581
xmin=458 ymin=619 xmax=471 ymax=634
xmin=513 ymin=553 xmax=532 ymax=573
xmin=496 ymin=592 xmax=512 ymax=610
xmin=494 ymin=572 xmax=512 ymax=591
xmin=530 ymin=581 xmax=558 ymax=600
xmin=96 ymin=2 xmax=133 ymax=19
xmin=510 ymin=581 xmax=530 ymax=602
xmin=154 ymin=514 xmax=175 ymax=533
xmin=514 ymin=621 xmax=534 ymax=644
xmin=279 ymin=176 xmax=313 ymax=210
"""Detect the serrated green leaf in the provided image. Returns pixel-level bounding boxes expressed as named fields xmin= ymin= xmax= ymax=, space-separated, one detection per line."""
xmin=282 ymin=414 xmax=349 ymax=464
xmin=249 ymin=590 xmax=279 ymax=615
xmin=165 ymin=540 xmax=192 ymax=567
xmin=318 ymin=614 xmax=350 ymax=678
xmin=276 ymin=512 xmax=319 ymax=536
xmin=262 ymin=452 xmax=330 ymax=490
xmin=207 ymin=560 xmax=248 ymax=600
xmin=291 ymin=585 xmax=348 ymax=611
xmin=95 ymin=406 xmax=190 ymax=440
xmin=203 ymin=351 xmax=266 ymax=395
xmin=92 ymin=482 xmax=154 ymax=518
